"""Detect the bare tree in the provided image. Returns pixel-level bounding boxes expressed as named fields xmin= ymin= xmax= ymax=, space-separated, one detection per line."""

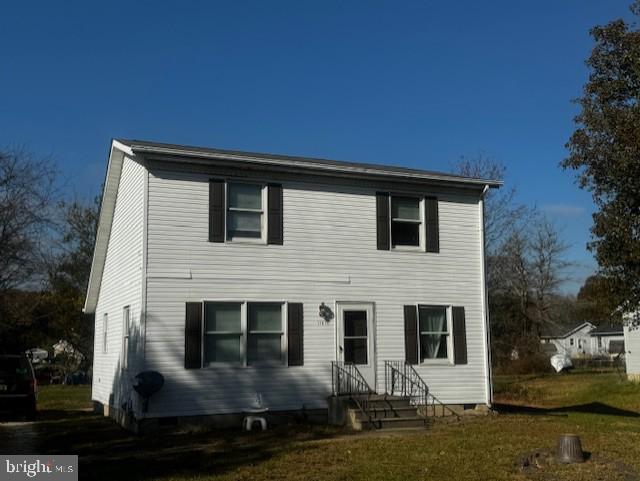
xmin=453 ymin=155 xmax=530 ymax=255
xmin=529 ymin=218 xmax=571 ymax=332
xmin=0 ymin=147 xmax=57 ymax=292
xmin=454 ymin=157 xmax=572 ymax=368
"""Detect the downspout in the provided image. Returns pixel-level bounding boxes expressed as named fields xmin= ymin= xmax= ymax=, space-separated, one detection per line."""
xmin=479 ymin=184 xmax=493 ymax=406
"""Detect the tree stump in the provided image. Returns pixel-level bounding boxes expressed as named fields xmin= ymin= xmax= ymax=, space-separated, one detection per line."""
xmin=556 ymin=434 xmax=585 ymax=463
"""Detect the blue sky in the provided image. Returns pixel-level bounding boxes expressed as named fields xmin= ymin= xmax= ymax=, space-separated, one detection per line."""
xmin=1 ymin=1 xmax=635 ymax=293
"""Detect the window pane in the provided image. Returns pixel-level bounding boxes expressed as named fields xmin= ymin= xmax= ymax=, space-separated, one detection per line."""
xmin=205 ymin=303 xmax=241 ymax=332
xmin=228 ymin=211 xmax=262 ymax=238
xmin=420 ymin=334 xmax=448 ymax=360
xmin=344 ymin=339 xmax=368 ymax=364
xmin=248 ymin=333 xmax=282 ymax=364
xmin=344 ymin=311 xmax=367 ymax=337
xmin=392 ymin=197 xmax=420 ymax=220
xmin=123 ymin=338 xmax=129 ymax=369
xmin=248 ymin=303 xmax=282 ymax=331
xmin=419 ymin=306 xmax=447 ymax=333
xmin=391 ymin=221 xmax=420 ymax=246
xmin=228 ymin=183 xmax=262 ymax=209
xmin=204 ymin=334 xmax=241 ymax=364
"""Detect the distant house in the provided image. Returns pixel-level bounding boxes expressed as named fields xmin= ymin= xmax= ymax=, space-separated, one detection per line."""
xmin=540 ymin=322 xmax=596 ymax=358
xmin=540 ymin=321 xmax=625 ymax=359
xmin=590 ymin=325 xmax=625 ymax=356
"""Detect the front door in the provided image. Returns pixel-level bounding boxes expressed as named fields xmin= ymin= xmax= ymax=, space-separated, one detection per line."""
xmin=337 ymin=303 xmax=376 ymax=390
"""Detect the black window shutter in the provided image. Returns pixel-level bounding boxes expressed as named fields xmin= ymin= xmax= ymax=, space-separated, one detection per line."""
xmin=376 ymin=192 xmax=390 ymax=250
xmin=185 ymin=302 xmax=203 ymax=369
xmin=404 ymin=305 xmax=419 ymax=365
xmin=267 ymin=184 xmax=283 ymax=245
xmin=287 ymin=303 xmax=304 ymax=366
xmin=209 ymin=179 xmax=225 ymax=242
xmin=425 ymin=197 xmax=439 ymax=253
xmin=452 ymin=306 xmax=468 ymax=365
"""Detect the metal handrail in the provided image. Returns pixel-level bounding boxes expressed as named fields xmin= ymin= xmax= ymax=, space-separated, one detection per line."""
xmin=331 ymin=361 xmax=377 ymax=429
xmin=331 ymin=361 xmax=374 ymax=396
xmin=384 ymin=360 xmax=460 ymax=420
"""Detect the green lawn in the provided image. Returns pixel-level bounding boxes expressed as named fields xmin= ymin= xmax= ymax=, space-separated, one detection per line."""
xmin=17 ymin=374 xmax=640 ymax=480
xmin=37 ymin=384 xmax=93 ymax=411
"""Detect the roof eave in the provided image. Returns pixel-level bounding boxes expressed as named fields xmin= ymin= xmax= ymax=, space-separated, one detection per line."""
xmin=125 ymin=142 xmax=503 ymax=190
xmin=83 ymin=140 xmax=131 ymax=314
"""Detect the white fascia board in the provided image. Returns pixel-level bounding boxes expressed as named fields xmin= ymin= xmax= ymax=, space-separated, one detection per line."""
xmin=83 ymin=140 xmax=131 ymax=314
xmin=129 ymin=144 xmax=504 ymax=189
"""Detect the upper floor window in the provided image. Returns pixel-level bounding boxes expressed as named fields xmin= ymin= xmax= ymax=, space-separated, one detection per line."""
xmin=391 ymin=196 xmax=422 ymax=248
xmin=376 ymin=192 xmax=439 ymax=253
xmin=209 ymin=180 xmax=283 ymax=245
xmin=227 ymin=183 xmax=265 ymax=241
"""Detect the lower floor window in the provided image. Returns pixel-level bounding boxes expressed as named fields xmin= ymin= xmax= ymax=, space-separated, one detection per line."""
xmin=418 ymin=305 xmax=449 ymax=361
xmin=204 ymin=302 xmax=284 ymax=366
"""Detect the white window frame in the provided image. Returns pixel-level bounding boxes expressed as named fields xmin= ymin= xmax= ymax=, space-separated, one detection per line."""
xmin=201 ymin=300 xmax=287 ymax=368
xmin=390 ymin=196 xmax=425 ymax=251
xmin=121 ymin=306 xmax=130 ymax=370
xmin=102 ymin=313 xmax=108 ymax=354
xmin=417 ymin=304 xmax=452 ymax=364
xmin=225 ymin=181 xmax=268 ymax=244
xmin=570 ymin=338 xmax=574 ymax=346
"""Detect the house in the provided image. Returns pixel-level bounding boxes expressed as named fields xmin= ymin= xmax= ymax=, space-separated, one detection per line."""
xmin=589 ymin=325 xmax=625 ymax=357
xmin=540 ymin=322 xmax=624 ymax=358
xmin=84 ymin=139 xmax=501 ymax=430
xmin=623 ymin=312 xmax=640 ymax=381
xmin=540 ymin=322 xmax=596 ymax=358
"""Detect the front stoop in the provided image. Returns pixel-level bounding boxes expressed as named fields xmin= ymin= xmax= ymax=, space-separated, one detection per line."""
xmin=349 ymin=395 xmax=428 ymax=430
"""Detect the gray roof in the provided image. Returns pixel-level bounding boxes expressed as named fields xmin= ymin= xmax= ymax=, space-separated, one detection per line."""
xmin=591 ymin=324 xmax=624 ymax=336
xmin=540 ymin=321 xmax=595 ymax=339
xmin=116 ymin=138 xmax=503 ymax=189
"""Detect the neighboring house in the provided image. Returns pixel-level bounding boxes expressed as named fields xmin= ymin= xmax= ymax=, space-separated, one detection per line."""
xmin=84 ymin=139 xmax=501 ymax=429
xmin=540 ymin=322 xmax=596 ymax=358
xmin=540 ymin=322 xmax=624 ymax=358
xmin=589 ymin=325 xmax=625 ymax=357
xmin=623 ymin=312 xmax=640 ymax=381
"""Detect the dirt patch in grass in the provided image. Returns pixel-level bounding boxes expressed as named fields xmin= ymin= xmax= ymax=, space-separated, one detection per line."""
xmin=515 ymin=449 xmax=638 ymax=481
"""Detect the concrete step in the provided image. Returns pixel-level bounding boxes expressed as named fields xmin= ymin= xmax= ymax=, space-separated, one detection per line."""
xmin=351 ymin=396 xmax=413 ymax=409
xmin=355 ymin=406 xmax=420 ymax=420
xmin=375 ymin=416 xmax=428 ymax=429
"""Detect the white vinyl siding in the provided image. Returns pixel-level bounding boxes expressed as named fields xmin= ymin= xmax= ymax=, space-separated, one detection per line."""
xmin=142 ymin=161 xmax=489 ymax=417
xmin=91 ymin=156 xmax=145 ymax=408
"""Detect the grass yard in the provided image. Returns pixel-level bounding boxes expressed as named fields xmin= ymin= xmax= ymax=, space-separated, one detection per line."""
xmin=8 ymin=373 xmax=640 ymax=480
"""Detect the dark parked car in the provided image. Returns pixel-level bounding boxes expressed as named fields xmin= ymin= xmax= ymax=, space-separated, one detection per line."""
xmin=0 ymin=354 xmax=37 ymax=420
